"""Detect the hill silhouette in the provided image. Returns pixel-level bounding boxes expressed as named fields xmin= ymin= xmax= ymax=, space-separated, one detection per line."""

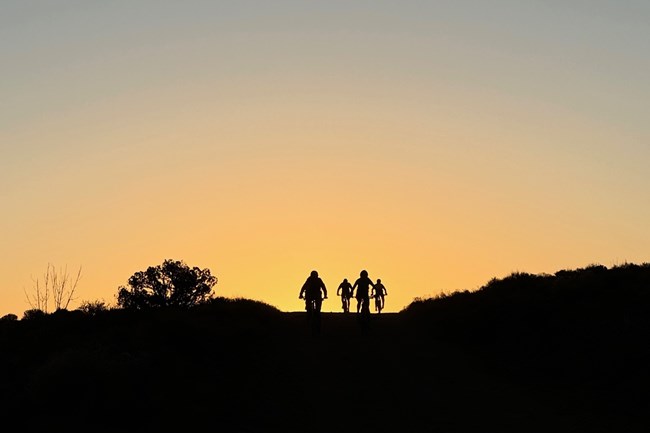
xmin=2 ymin=264 xmax=649 ymax=432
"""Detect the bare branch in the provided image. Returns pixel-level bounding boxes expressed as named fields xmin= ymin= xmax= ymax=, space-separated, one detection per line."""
xmin=62 ymin=266 xmax=82 ymax=310
xmin=25 ymin=263 xmax=83 ymax=313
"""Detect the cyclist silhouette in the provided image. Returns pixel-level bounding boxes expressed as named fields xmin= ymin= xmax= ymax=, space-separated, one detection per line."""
xmin=336 ymin=278 xmax=353 ymax=313
xmin=351 ymin=270 xmax=374 ymax=315
xmin=299 ymin=270 xmax=328 ymax=314
xmin=371 ymin=278 xmax=388 ymax=313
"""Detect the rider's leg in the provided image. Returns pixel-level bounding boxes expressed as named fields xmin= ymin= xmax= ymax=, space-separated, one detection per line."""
xmin=304 ymin=299 xmax=312 ymax=321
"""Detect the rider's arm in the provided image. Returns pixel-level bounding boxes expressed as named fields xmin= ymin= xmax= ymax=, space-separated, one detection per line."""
xmin=321 ymin=279 xmax=327 ymax=298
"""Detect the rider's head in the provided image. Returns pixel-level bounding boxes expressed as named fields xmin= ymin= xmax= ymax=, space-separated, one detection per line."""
xmin=377 ymin=278 xmax=382 ymax=283
xmin=343 ymin=278 xmax=348 ymax=282
xmin=360 ymin=270 xmax=368 ymax=278
xmin=310 ymin=270 xmax=318 ymax=278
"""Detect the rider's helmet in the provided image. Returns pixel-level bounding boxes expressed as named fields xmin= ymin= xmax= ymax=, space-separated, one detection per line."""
xmin=377 ymin=278 xmax=382 ymax=283
xmin=310 ymin=270 xmax=318 ymax=277
xmin=360 ymin=270 xmax=368 ymax=278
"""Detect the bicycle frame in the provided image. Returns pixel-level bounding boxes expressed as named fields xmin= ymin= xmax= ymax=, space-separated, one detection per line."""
xmin=373 ymin=295 xmax=383 ymax=313
xmin=305 ymin=296 xmax=325 ymax=336
xmin=341 ymin=296 xmax=350 ymax=313
xmin=306 ymin=297 xmax=323 ymax=314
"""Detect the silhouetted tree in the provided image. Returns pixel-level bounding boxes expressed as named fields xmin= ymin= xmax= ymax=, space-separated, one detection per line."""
xmin=116 ymin=259 xmax=217 ymax=310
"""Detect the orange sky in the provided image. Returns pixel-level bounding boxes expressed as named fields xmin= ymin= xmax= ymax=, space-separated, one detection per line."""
xmin=2 ymin=1 xmax=649 ymax=317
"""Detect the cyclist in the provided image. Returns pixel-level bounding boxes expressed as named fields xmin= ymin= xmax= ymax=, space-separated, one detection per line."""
xmin=299 ymin=270 xmax=328 ymax=314
xmin=371 ymin=278 xmax=388 ymax=313
xmin=351 ymin=270 xmax=374 ymax=314
xmin=336 ymin=278 xmax=353 ymax=313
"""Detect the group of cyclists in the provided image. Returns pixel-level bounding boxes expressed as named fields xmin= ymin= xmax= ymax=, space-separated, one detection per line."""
xmin=298 ymin=269 xmax=388 ymax=315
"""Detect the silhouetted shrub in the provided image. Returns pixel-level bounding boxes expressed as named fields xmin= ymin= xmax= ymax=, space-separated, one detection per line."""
xmin=1 ymin=313 xmax=18 ymax=321
xmin=78 ymin=300 xmax=109 ymax=316
xmin=199 ymin=296 xmax=280 ymax=314
xmin=22 ymin=309 xmax=47 ymax=321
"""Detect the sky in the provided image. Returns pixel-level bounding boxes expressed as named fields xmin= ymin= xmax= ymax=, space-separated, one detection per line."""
xmin=2 ymin=0 xmax=649 ymax=316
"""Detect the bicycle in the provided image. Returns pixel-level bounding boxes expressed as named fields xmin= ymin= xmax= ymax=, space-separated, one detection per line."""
xmin=356 ymin=296 xmax=371 ymax=334
xmin=373 ymin=294 xmax=386 ymax=313
xmin=301 ymin=295 xmax=327 ymax=336
xmin=340 ymin=295 xmax=351 ymax=313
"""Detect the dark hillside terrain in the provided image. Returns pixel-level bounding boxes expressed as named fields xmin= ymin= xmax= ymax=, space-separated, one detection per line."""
xmin=2 ymin=264 xmax=650 ymax=432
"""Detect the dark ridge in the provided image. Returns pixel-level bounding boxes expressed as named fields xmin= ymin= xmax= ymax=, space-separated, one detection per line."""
xmin=2 ymin=266 xmax=649 ymax=433
xmin=402 ymin=262 xmax=650 ymax=431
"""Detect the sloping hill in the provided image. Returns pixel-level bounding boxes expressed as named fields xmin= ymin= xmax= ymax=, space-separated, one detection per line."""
xmin=403 ymin=263 xmax=650 ymax=431
xmin=2 ymin=265 xmax=649 ymax=432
